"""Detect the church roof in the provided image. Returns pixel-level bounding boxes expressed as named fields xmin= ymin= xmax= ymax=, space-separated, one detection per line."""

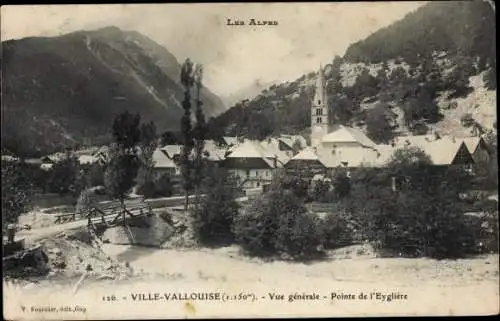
xmin=321 ymin=125 xmax=377 ymax=148
xmin=313 ymin=65 xmax=326 ymax=104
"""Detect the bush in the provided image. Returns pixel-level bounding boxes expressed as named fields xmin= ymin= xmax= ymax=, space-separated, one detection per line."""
xmin=311 ymin=179 xmax=332 ymax=202
xmin=154 ymin=174 xmax=174 ymax=197
xmin=191 ymin=168 xmax=239 ymax=246
xmin=137 ymin=173 xmax=174 ymax=198
xmin=46 ymin=153 xmax=80 ymax=195
xmin=274 ymin=174 xmax=310 ymax=199
xmin=233 ymin=189 xmax=322 ymax=260
xmin=2 ymin=161 xmax=33 ymax=226
xmin=332 ymin=168 xmax=351 ymax=199
xmin=136 ymin=181 xmax=157 ymax=198
xmin=318 ymin=202 xmax=356 ymax=249
xmin=348 ymin=149 xmax=479 ymax=258
xmin=86 ymin=163 xmax=105 ymax=187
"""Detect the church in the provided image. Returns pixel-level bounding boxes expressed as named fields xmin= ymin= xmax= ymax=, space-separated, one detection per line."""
xmin=308 ymin=66 xmax=381 ymax=168
xmin=285 ymin=65 xmax=477 ymax=179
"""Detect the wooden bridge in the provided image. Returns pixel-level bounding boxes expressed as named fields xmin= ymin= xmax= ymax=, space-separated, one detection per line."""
xmin=53 ymin=197 xmax=153 ymax=225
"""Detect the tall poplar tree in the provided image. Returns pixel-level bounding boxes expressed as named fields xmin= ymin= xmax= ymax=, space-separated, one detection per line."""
xmin=180 ymin=59 xmax=195 ymax=210
xmin=193 ymin=64 xmax=206 ymax=206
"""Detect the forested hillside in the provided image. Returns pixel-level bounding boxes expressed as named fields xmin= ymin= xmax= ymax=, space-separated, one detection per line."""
xmin=2 ymin=27 xmax=226 ymax=156
xmin=206 ymin=1 xmax=496 ymax=143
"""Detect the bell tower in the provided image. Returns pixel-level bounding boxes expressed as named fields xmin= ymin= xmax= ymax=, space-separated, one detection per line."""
xmin=311 ymin=65 xmax=329 ymax=147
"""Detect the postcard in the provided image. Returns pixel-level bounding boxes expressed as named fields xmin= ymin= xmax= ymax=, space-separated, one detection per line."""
xmin=2 ymin=2 xmax=498 ymax=319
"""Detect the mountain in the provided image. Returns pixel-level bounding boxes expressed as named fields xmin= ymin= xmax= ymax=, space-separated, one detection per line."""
xmin=344 ymin=1 xmax=495 ymax=65
xmin=221 ymin=79 xmax=281 ymax=107
xmin=1 ymin=26 xmax=226 ymax=156
xmin=206 ymin=1 xmax=496 ymax=143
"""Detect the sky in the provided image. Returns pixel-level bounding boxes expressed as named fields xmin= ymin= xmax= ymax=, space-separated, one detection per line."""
xmin=2 ymin=3 xmax=426 ymax=98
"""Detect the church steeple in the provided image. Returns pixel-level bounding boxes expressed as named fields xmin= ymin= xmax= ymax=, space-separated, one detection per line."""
xmin=310 ymin=65 xmax=329 ymax=147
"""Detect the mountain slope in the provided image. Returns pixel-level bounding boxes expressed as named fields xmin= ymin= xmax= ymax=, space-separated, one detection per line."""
xmin=1 ymin=26 xmax=226 ymax=156
xmin=206 ymin=1 xmax=496 ymax=142
xmin=344 ymin=1 xmax=495 ymax=65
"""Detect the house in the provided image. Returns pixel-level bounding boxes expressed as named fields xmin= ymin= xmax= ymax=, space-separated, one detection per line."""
xmin=74 ymin=147 xmax=101 ymax=166
xmin=160 ymin=140 xmax=230 ymax=166
xmin=92 ymin=146 xmax=110 ymax=165
xmin=277 ymin=134 xmax=307 ymax=157
xmin=1 ymin=155 xmax=19 ymax=163
xmin=316 ymin=124 xmax=380 ymax=168
xmin=284 ymin=147 xmax=328 ymax=181
xmin=222 ymin=140 xmax=278 ymax=189
xmin=203 ymin=140 xmax=231 ymax=165
xmin=383 ymin=135 xmax=475 ymax=168
xmin=152 ymin=149 xmax=179 ymax=177
xmin=222 ymin=136 xmax=240 ymax=147
xmin=461 ymin=136 xmax=490 ymax=163
xmin=77 ymin=155 xmax=100 ymax=166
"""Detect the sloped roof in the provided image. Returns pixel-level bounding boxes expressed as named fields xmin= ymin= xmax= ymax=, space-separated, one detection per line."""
xmin=380 ymin=136 xmax=471 ymax=166
xmin=74 ymin=147 xmax=100 ymax=157
xmin=203 ymin=140 xmax=229 ymax=161
xmin=321 ymin=125 xmax=377 ymax=148
xmin=93 ymin=145 xmax=109 ymax=155
xmin=392 ymin=134 xmax=439 ymax=147
xmin=161 ymin=145 xmax=182 ymax=158
xmin=280 ymin=134 xmax=307 ymax=149
xmin=461 ymin=137 xmax=483 ymax=154
xmin=291 ymin=147 xmax=320 ymax=161
xmin=226 ymin=140 xmax=264 ymax=158
xmin=222 ymin=136 xmax=239 ymax=146
xmin=419 ymin=139 xmax=467 ymax=165
xmin=226 ymin=140 xmax=287 ymax=168
xmin=153 ymin=150 xmax=177 ymax=168
xmin=78 ymin=155 xmax=99 ymax=165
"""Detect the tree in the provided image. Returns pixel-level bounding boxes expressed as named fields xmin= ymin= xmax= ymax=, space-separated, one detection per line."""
xmin=291 ymin=139 xmax=302 ymax=155
xmin=352 ymin=68 xmax=379 ymax=100
xmin=160 ymin=131 xmax=179 ymax=146
xmin=136 ymin=121 xmax=157 ymax=198
xmin=104 ymin=144 xmax=140 ymax=204
xmin=105 ymin=111 xmax=142 ymax=206
xmin=233 ymin=188 xmax=322 ymax=260
xmin=191 ymin=167 xmax=240 ymax=246
xmin=192 ymin=63 xmax=206 ymax=206
xmin=366 ymin=103 xmax=395 ymax=144
xmin=46 ymin=151 xmax=80 ymax=196
xmin=112 ymin=111 xmax=141 ymax=152
xmin=311 ymin=179 xmax=331 ymax=202
xmin=359 ymin=147 xmax=476 ymax=258
xmin=2 ymin=160 xmax=33 ymax=228
xmin=461 ymin=113 xmax=475 ymax=128
xmin=180 ymin=58 xmax=196 ymax=210
xmin=332 ymin=167 xmax=351 ymax=199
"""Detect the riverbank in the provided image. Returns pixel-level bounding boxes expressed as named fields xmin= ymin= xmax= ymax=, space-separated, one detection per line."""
xmin=4 ymin=243 xmax=499 ymax=318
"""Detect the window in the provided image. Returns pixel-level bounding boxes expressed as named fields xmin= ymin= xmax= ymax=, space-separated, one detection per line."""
xmin=318 ymin=100 xmax=321 ymax=104
xmin=257 ymin=182 xmax=260 ymax=187
xmin=246 ymin=170 xmax=250 ymax=177
xmin=316 ymin=109 xmax=323 ymax=116
xmin=316 ymin=117 xmax=322 ymax=123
